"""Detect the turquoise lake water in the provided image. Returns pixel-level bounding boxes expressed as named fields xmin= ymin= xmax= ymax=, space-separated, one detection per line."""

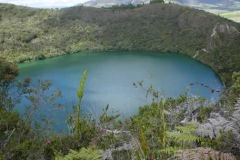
xmin=18 ymin=52 xmax=223 ymax=131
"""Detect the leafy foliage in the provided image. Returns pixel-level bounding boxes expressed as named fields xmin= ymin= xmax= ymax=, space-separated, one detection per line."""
xmin=0 ymin=59 xmax=18 ymax=85
xmin=0 ymin=59 xmax=22 ymax=111
xmin=198 ymin=106 xmax=212 ymax=122
xmin=55 ymin=147 xmax=102 ymax=160
xmin=0 ymin=79 xmax=64 ymax=159
xmin=150 ymin=0 xmax=165 ymax=4
xmin=76 ymin=69 xmax=88 ymax=146
xmin=67 ymin=69 xmax=97 ymax=149
xmin=167 ymin=122 xmax=201 ymax=149
xmin=0 ymin=3 xmax=240 ymax=155
xmin=0 ymin=3 xmax=240 ymax=87
xmin=99 ymin=104 xmax=120 ymax=129
xmin=0 ymin=62 xmax=240 ymax=159
xmin=223 ymin=98 xmax=240 ymax=152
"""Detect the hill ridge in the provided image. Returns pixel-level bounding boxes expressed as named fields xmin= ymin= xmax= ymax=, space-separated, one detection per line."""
xmin=0 ymin=3 xmax=240 ymax=86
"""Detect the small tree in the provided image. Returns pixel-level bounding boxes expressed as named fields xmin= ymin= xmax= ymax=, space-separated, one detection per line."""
xmin=0 ymin=59 xmax=20 ymax=111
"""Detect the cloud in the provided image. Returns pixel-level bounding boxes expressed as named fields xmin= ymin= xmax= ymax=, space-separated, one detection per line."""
xmin=0 ymin=0 xmax=90 ymax=8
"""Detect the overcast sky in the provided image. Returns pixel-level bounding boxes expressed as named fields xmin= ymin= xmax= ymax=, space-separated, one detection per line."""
xmin=0 ymin=0 xmax=90 ymax=8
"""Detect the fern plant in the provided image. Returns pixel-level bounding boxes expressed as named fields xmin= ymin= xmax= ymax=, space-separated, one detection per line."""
xmin=55 ymin=147 xmax=102 ymax=160
xmin=162 ymin=122 xmax=201 ymax=155
xmin=76 ymin=69 xmax=88 ymax=144
xmin=66 ymin=70 xmax=88 ymax=136
xmin=223 ymin=98 xmax=240 ymax=151
xmin=66 ymin=70 xmax=97 ymax=148
xmin=169 ymin=122 xmax=200 ymax=147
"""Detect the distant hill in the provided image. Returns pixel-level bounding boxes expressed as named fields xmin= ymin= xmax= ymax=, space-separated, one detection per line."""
xmin=0 ymin=3 xmax=240 ymax=86
xmin=174 ymin=0 xmax=240 ymax=5
xmin=82 ymin=0 xmax=149 ymax=7
xmin=171 ymin=0 xmax=240 ymax=22
xmin=171 ymin=0 xmax=240 ymax=10
xmin=81 ymin=0 xmax=240 ymax=22
xmin=82 ymin=0 xmax=240 ymax=9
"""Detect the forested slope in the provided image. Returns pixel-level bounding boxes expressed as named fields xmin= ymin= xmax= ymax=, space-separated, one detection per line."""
xmin=1 ymin=3 xmax=240 ymax=159
xmin=0 ymin=3 xmax=240 ymax=86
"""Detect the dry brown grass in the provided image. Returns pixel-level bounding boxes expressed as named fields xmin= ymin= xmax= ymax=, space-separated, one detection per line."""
xmin=174 ymin=147 xmax=237 ymax=160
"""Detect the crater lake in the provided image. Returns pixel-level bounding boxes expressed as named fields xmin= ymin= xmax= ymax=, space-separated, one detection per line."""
xmin=18 ymin=52 xmax=223 ymax=131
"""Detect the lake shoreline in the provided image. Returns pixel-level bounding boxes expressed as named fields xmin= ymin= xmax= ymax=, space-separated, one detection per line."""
xmin=18 ymin=50 xmax=225 ymax=89
xmin=18 ymin=51 xmax=224 ymax=130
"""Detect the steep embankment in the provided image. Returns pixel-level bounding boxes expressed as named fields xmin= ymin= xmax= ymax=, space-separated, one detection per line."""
xmin=0 ymin=3 xmax=240 ymax=86
xmin=197 ymin=23 xmax=240 ymax=86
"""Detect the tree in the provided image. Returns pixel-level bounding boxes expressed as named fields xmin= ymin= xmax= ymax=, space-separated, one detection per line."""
xmin=0 ymin=59 xmax=20 ymax=111
xmin=0 ymin=59 xmax=18 ymax=87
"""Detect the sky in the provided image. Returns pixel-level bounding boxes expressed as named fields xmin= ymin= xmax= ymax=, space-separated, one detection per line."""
xmin=0 ymin=0 xmax=91 ymax=8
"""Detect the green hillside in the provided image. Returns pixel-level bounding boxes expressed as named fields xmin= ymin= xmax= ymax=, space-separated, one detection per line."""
xmin=1 ymin=3 xmax=240 ymax=159
xmin=0 ymin=3 xmax=240 ymax=87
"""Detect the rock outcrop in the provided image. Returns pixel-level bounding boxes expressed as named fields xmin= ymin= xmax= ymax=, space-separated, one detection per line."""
xmin=196 ymin=98 xmax=240 ymax=151
xmin=206 ymin=23 xmax=239 ymax=51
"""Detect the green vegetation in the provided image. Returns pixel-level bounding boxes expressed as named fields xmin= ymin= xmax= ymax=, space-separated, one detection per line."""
xmin=1 ymin=59 xmax=240 ymax=159
xmin=0 ymin=3 xmax=240 ymax=87
xmin=55 ymin=148 xmax=102 ymax=160
xmin=1 ymin=2 xmax=240 ymax=159
xmin=110 ymin=3 xmax=141 ymax=9
xmin=150 ymin=0 xmax=165 ymax=4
